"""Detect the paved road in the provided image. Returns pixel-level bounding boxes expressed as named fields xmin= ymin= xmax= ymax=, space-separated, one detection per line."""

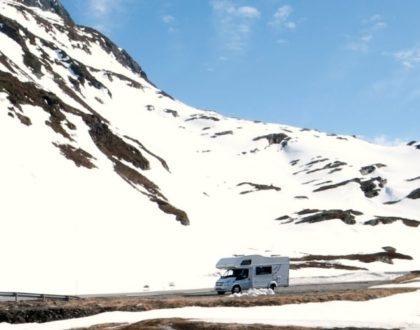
xmin=0 ymin=280 xmax=393 ymax=302
xmin=80 ymin=280 xmax=393 ymax=299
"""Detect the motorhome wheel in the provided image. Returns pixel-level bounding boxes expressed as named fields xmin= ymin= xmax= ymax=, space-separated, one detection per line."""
xmin=231 ymin=285 xmax=241 ymax=294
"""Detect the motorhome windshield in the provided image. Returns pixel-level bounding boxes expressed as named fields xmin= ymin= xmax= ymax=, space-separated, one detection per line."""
xmin=221 ymin=268 xmax=249 ymax=280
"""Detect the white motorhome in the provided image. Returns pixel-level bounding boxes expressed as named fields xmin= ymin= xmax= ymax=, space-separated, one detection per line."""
xmin=214 ymin=255 xmax=289 ymax=294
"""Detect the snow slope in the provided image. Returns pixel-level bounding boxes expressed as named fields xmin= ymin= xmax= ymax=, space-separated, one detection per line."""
xmin=0 ymin=0 xmax=419 ymax=295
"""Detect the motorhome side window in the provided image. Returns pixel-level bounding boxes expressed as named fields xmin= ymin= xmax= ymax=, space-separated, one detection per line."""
xmin=240 ymin=259 xmax=252 ymax=266
xmin=255 ymin=266 xmax=272 ymax=275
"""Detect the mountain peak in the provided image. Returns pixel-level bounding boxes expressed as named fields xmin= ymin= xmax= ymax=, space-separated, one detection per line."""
xmin=17 ymin=0 xmax=74 ymax=24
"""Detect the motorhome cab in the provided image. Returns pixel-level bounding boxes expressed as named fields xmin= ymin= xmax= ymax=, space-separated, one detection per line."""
xmin=214 ymin=255 xmax=289 ymax=294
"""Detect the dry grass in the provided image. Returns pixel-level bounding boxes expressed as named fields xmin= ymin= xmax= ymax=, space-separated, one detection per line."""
xmin=0 ymin=288 xmax=415 ymax=325
xmin=73 ymin=318 xmax=398 ymax=330
xmin=392 ymin=270 xmax=420 ymax=284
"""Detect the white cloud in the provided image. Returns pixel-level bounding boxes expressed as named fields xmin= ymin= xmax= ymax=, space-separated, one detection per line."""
xmin=346 ymin=14 xmax=386 ymax=53
xmin=269 ymin=5 xmax=296 ymax=30
xmin=162 ymin=15 xmax=175 ymax=24
xmin=364 ymin=14 xmax=387 ymax=31
xmin=237 ymin=6 xmax=260 ymax=19
xmin=161 ymin=14 xmax=178 ymax=34
xmin=88 ymin=0 xmax=121 ymax=18
xmin=210 ymin=0 xmax=260 ymax=52
xmin=83 ymin=0 xmax=128 ymax=32
xmin=394 ymin=48 xmax=420 ymax=69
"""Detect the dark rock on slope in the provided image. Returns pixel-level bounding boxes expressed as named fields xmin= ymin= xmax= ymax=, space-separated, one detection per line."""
xmin=17 ymin=0 xmax=74 ymax=24
xmin=364 ymin=216 xmax=420 ymax=228
xmin=253 ymin=133 xmax=290 ymax=147
xmin=407 ymin=188 xmax=420 ymax=199
xmin=295 ymin=209 xmax=361 ymax=225
xmin=314 ymin=177 xmax=387 ymax=198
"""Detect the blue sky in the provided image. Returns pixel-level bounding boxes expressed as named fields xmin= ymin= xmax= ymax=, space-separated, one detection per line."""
xmin=60 ymin=0 xmax=420 ymax=143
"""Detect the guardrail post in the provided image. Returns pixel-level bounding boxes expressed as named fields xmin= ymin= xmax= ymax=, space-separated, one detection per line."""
xmin=13 ymin=292 xmax=18 ymax=302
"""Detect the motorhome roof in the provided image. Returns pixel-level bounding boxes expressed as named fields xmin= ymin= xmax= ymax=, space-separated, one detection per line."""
xmin=216 ymin=254 xmax=289 ymax=269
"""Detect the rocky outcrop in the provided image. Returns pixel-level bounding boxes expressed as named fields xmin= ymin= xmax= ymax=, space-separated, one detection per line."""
xmin=185 ymin=114 xmax=220 ymax=122
xmin=364 ymin=216 xmax=420 ymax=228
xmin=276 ymin=209 xmax=363 ymax=225
xmin=406 ymin=176 xmax=420 ymax=182
xmin=53 ymin=143 xmax=96 ymax=169
xmin=0 ymin=71 xmax=84 ymax=139
xmin=407 ymin=140 xmax=420 ymax=149
xmin=0 ymin=14 xmax=43 ymax=76
xmin=237 ymin=182 xmax=281 ymax=194
xmin=359 ymin=177 xmax=387 ymax=198
xmin=114 ymin=160 xmax=190 ymax=226
xmin=212 ymin=130 xmax=233 ymax=138
xmin=314 ymin=177 xmax=387 ymax=198
xmin=295 ymin=209 xmax=362 ymax=225
xmin=1 ymin=70 xmax=188 ymax=225
xmin=84 ymin=115 xmax=150 ymax=171
xmin=291 ymin=250 xmax=412 ymax=265
xmin=79 ymin=26 xmax=149 ymax=80
xmin=151 ymin=198 xmax=190 ymax=226
xmin=360 ymin=163 xmax=386 ymax=175
xmin=253 ymin=133 xmax=290 ymax=147
xmin=306 ymin=161 xmax=347 ymax=174
xmin=61 ymin=52 xmax=110 ymax=94
xmin=407 ymin=188 xmax=420 ymax=199
xmin=17 ymin=0 xmax=74 ymax=24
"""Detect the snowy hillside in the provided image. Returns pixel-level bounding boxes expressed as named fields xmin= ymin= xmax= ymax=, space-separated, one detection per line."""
xmin=0 ymin=0 xmax=419 ymax=294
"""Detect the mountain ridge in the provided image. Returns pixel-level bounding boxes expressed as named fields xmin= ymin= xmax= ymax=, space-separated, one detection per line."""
xmin=17 ymin=0 xmax=73 ymax=23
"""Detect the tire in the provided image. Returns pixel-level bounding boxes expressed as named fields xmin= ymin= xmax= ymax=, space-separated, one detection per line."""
xmin=270 ymin=283 xmax=276 ymax=291
xmin=217 ymin=291 xmax=225 ymax=295
xmin=231 ymin=285 xmax=241 ymax=294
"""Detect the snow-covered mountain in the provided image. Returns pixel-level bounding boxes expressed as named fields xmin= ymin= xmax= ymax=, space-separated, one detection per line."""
xmin=0 ymin=0 xmax=419 ymax=294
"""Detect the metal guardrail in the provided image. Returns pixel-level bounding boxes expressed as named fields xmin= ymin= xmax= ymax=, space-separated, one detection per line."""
xmin=0 ymin=292 xmax=81 ymax=302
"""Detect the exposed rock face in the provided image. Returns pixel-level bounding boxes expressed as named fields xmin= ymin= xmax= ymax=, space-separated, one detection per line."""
xmin=291 ymin=250 xmax=413 ymax=265
xmin=407 ymin=188 xmax=420 ymax=199
xmin=17 ymin=0 xmax=74 ymax=24
xmin=237 ymin=182 xmax=281 ymax=194
xmin=360 ymin=163 xmax=386 ymax=175
xmin=314 ymin=177 xmax=387 ymax=198
xmin=84 ymin=115 xmax=150 ymax=171
xmin=277 ymin=209 xmax=363 ymax=225
xmin=80 ymin=26 xmax=149 ymax=80
xmin=360 ymin=177 xmax=387 ymax=198
xmin=0 ymin=67 xmax=189 ymax=225
xmin=407 ymin=176 xmax=420 ymax=182
xmin=253 ymin=133 xmax=290 ymax=147
xmin=53 ymin=143 xmax=97 ymax=169
xmin=364 ymin=216 xmax=420 ymax=228
xmin=295 ymin=209 xmax=360 ymax=225
xmin=0 ymin=14 xmax=43 ymax=76
xmin=306 ymin=160 xmax=347 ymax=174
xmin=0 ymin=71 xmax=82 ymax=140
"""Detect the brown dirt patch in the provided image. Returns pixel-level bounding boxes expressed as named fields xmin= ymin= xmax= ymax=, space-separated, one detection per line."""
xmin=53 ymin=143 xmax=96 ymax=169
xmin=290 ymin=250 xmax=412 ymax=264
xmin=75 ymin=318 xmax=398 ymax=330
